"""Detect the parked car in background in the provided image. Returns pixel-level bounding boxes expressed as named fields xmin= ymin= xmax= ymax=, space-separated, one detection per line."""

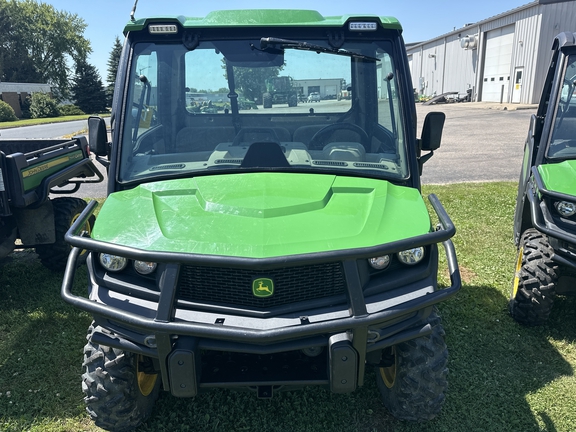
xmin=308 ymin=92 xmax=321 ymax=102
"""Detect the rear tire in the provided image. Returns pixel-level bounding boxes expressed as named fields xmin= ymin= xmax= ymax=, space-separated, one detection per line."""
xmin=509 ymin=228 xmax=558 ymax=326
xmin=82 ymin=324 xmax=160 ymax=431
xmin=375 ymin=309 xmax=448 ymax=421
xmin=35 ymin=197 xmax=93 ymax=271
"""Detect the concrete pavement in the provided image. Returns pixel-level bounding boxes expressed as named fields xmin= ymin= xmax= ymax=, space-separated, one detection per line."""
xmin=417 ymin=102 xmax=536 ymax=184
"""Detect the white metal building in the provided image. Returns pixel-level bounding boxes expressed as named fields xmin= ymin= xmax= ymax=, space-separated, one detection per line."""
xmin=292 ymin=79 xmax=344 ymax=99
xmin=406 ymin=0 xmax=576 ymax=104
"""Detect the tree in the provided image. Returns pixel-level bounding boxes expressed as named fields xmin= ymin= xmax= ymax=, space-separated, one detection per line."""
xmin=29 ymin=93 xmax=60 ymax=119
xmin=106 ymin=36 xmax=123 ymax=107
xmin=233 ymin=66 xmax=284 ymax=103
xmin=222 ymin=60 xmax=284 ymax=103
xmin=0 ymin=1 xmax=43 ymax=82
xmin=0 ymin=1 xmax=12 ymax=80
xmin=0 ymin=49 xmax=43 ymax=83
xmin=72 ymin=60 xmax=107 ymax=114
xmin=0 ymin=0 xmax=91 ymax=98
xmin=0 ymin=100 xmax=17 ymax=122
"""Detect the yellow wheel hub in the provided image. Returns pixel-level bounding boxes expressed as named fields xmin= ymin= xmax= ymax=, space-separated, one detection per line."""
xmin=379 ymin=347 xmax=397 ymax=389
xmin=512 ymin=247 xmax=524 ymax=299
xmin=136 ymin=355 xmax=158 ymax=397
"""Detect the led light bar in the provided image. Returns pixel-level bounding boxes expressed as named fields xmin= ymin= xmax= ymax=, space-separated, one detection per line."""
xmin=349 ymin=22 xmax=378 ymax=31
xmin=149 ymin=24 xmax=178 ymax=34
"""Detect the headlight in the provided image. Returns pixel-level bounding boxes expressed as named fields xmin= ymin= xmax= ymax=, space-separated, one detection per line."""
xmin=397 ymin=247 xmax=425 ymax=265
xmin=368 ymin=255 xmax=391 ymax=270
xmin=554 ymin=201 xmax=576 ymax=217
xmin=99 ymin=253 xmax=128 ymax=272
xmin=134 ymin=260 xmax=157 ymax=275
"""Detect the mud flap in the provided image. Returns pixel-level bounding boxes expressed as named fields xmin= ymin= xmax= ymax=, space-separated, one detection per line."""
xmin=13 ymin=200 xmax=55 ymax=245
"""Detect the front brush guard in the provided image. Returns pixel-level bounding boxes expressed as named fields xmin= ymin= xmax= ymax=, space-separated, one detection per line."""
xmin=61 ymin=194 xmax=460 ymax=343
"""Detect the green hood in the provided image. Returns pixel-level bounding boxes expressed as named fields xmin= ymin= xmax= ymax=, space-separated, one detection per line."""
xmin=92 ymin=173 xmax=431 ymax=258
xmin=538 ymin=161 xmax=576 ymax=197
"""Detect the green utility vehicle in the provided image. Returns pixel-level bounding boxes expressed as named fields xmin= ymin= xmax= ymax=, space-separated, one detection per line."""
xmin=0 ymin=138 xmax=102 ymax=269
xmin=263 ymin=76 xmax=298 ymax=108
xmin=61 ymin=8 xmax=461 ymax=430
xmin=510 ymin=32 xmax=576 ymax=326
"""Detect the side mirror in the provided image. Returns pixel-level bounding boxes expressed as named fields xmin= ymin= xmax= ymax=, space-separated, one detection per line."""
xmin=420 ymin=111 xmax=445 ymax=151
xmin=88 ymin=116 xmax=108 ymax=156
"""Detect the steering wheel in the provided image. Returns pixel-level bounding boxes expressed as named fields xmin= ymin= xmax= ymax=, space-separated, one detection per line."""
xmin=308 ymin=123 xmax=370 ymax=150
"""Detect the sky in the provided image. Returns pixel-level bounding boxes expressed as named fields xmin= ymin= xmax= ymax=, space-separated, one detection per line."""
xmin=42 ymin=0 xmax=533 ymax=81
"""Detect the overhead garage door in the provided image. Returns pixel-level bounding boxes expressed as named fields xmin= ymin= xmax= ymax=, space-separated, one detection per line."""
xmin=481 ymin=25 xmax=515 ymax=102
xmin=324 ymin=85 xmax=338 ymax=98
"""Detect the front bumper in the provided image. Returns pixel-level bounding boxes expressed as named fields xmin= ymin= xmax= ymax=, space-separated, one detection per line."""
xmin=528 ymin=168 xmax=576 ymax=270
xmin=62 ymin=194 xmax=461 ymax=396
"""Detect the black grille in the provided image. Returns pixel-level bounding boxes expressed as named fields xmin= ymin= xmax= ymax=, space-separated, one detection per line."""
xmin=177 ymin=262 xmax=347 ymax=309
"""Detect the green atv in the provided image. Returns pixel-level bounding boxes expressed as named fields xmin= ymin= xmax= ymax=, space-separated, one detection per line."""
xmin=61 ymin=8 xmax=461 ymax=430
xmin=510 ymin=32 xmax=576 ymax=326
xmin=0 ymin=137 xmax=103 ymax=270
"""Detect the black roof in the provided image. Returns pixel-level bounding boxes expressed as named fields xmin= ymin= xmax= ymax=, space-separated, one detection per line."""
xmin=552 ymin=32 xmax=576 ymax=50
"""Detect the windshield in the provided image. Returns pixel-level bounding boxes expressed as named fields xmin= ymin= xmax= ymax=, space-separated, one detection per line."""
xmin=547 ymin=54 xmax=576 ymax=159
xmin=119 ymin=37 xmax=407 ymax=183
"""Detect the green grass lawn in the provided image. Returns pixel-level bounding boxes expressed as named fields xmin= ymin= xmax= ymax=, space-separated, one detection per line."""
xmin=1 ymin=182 xmax=575 ymax=432
xmin=0 ymin=114 xmax=110 ymax=129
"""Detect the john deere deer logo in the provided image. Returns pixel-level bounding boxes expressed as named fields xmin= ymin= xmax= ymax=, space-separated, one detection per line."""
xmin=252 ymin=278 xmax=274 ymax=298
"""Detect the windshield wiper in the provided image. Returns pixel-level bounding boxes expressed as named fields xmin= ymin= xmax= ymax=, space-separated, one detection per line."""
xmin=260 ymin=37 xmax=380 ymax=62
